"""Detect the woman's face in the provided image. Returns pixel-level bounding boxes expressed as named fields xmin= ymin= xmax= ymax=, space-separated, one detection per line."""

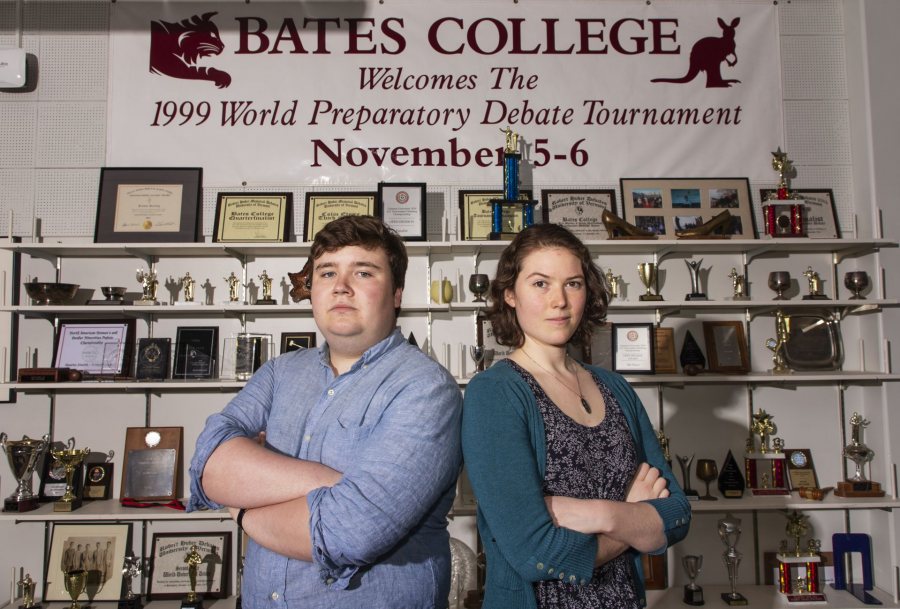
xmin=504 ymin=246 xmax=586 ymax=349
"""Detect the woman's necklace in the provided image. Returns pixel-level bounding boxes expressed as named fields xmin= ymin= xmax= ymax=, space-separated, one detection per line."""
xmin=519 ymin=348 xmax=592 ymax=414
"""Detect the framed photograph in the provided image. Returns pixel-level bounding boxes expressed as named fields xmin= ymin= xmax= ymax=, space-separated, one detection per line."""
xmin=213 ymin=192 xmax=292 ymax=243
xmin=378 ymin=182 xmax=426 ymax=241
xmin=53 ymin=319 xmax=136 ymax=378
xmin=458 ymin=190 xmax=532 ymax=240
xmin=174 ymin=326 xmax=219 ymax=379
xmin=702 ymin=321 xmax=749 ymax=373
xmin=280 ymin=331 xmax=316 ymax=354
xmin=39 ymin=456 xmax=83 ymax=503
xmin=148 ymin=532 xmax=231 ymax=601
xmin=541 ymin=189 xmax=617 ymax=240
xmin=94 ymin=167 xmax=202 ymax=243
xmin=653 ymin=327 xmax=677 ymax=374
xmin=83 ymin=462 xmax=114 ymax=501
xmin=759 ymin=188 xmax=840 ymax=239
xmin=44 ymin=522 xmax=131 ymax=602
xmin=784 ymin=448 xmax=819 ymax=490
xmin=620 ymin=178 xmax=756 ymax=239
xmin=120 ymin=426 xmax=183 ymax=502
xmin=303 ymin=192 xmax=377 ymax=242
xmin=613 ymin=323 xmax=655 ymax=374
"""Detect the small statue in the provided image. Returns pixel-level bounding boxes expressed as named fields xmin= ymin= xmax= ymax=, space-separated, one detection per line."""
xmin=802 ymin=266 xmax=827 ymax=299
xmin=18 ymin=572 xmax=37 ymax=609
xmin=183 ymin=545 xmax=203 ymax=608
xmin=136 ymin=268 xmax=158 ymax=302
xmin=656 ymin=429 xmax=671 ymax=467
xmin=728 ymin=267 xmax=747 ymax=300
xmin=499 ymin=126 xmax=519 ymax=154
xmin=605 ymin=268 xmax=621 ymax=299
xmin=771 ymin=147 xmax=794 ymax=198
xmin=750 ymin=409 xmax=777 ymax=454
xmin=784 ymin=511 xmax=810 ymax=556
xmin=121 ymin=551 xmax=143 ymax=609
xmin=180 ymin=273 xmax=196 ymax=302
xmin=224 ymin=272 xmax=241 ymax=303
xmin=766 ymin=310 xmax=791 ymax=374
xmin=258 ymin=270 xmax=273 ymax=301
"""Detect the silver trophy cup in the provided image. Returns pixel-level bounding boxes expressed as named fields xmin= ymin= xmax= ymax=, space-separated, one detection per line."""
xmin=1 ymin=433 xmax=50 ymax=512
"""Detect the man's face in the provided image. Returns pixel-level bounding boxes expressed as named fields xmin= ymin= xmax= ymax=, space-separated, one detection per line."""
xmin=310 ymin=245 xmax=402 ymax=357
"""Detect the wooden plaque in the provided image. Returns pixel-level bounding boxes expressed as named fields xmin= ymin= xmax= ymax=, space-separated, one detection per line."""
xmin=120 ymin=427 xmax=183 ymax=502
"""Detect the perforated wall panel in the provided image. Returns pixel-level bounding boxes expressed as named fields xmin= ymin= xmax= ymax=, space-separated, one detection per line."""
xmin=0 ymin=103 xmax=36 ymax=167
xmin=781 ymin=36 xmax=848 ymax=100
xmin=35 ymin=101 xmax=106 ymax=167
xmin=779 ymin=0 xmax=844 ymax=36
xmin=38 ymin=34 xmax=108 ymax=101
xmin=0 ymin=169 xmax=34 ymax=237
xmin=784 ymin=100 xmax=852 ymax=165
xmin=34 ymin=168 xmax=100 ymax=236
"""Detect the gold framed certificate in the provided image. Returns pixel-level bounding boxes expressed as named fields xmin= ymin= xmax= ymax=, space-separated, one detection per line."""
xmin=303 ymin=192 xmax=376 ymax=241
xmin=213 ymin=193 xmax=292 ymax=242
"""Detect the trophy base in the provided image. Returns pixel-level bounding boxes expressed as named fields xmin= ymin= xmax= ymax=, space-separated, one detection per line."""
xmin=683 ymin=586 xmax=705 ymax=605
xmin=88 ymin=299 xmax=133 ymax=306
xmin=749 ymin=488 xmax=790 ymax=496
xmin=180 ymin=597 xmax=203 ymax=609
xmin=19 ymin=604 xmax=42 ymax=609
xmin=488 ymin=231 xmax=516 ymax=241
xmin=135 ymin=299 xmax=160 ymax=306
xmin=255 ymin=298 xmax=278 ymax=305
xmin=53 ymin=498 xmax=82 ymax=512
xmin=639 ymin=295 xmax=664 ymax=301
xmin=685 ymin=293 xmax=709 ymax=301
xmin=684 ymin=490 xmax=700 ymax=502
xmin=174 ymin=301 xmax=202 ymax=306
xmin=3 ymin=497 xmax=39 ymax=512
xmin=677 ymin=234 xmax=730 ymax=240
xmin=786 ymin=593 xmax=827 ymax=603
xmin=802 ymin=294 xmax=830 ymax=300
xmin=118 ymin=596 xmax=142 ymax=609
xmin=835 ymin=480 xmax=884 ymax=497
xmin=721 ymin=592 xmax=748 ymax=606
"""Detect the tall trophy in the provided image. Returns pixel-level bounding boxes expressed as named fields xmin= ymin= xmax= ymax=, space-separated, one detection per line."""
xmin=718 ymin=514 xmax=747 ymax=605
xmin=64 ymin=569 xmax=87 ymax=609
xmin=682 ymin=555 xmax=704 ymax=605
xmin=763 ymin=148 xmax=806 ymax=238
xmin=835 ymin=412 xmax=885 ymax=497
xmin=637 ymin=262 xmax=663 ymax=301
xmin=181 ymin=545 xmax=204 ymax=609
xmin=675 ymin=454 xmax=699 ymax=500
xmin=775 ymin=511 xmax=826 ymax=601
xmin=49 ymin=440 xmax=91 ymax=512
xmin=1 ymin=433 xmax=50 ymax=512
xmin=120 ymin=551 xmax=143 ymax=609
xmin=489 ymin=127 xmax=535 ymax=240
xmin=684 ymin=259 xmax=708 ymax=301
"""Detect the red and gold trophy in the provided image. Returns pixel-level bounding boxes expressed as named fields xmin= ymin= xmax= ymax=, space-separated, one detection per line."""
xmin=744 ymin=409 xmax=789 ymax=495
xmin=763 ymin=149 xmax=806 ymax=237
xmin=775 ymin=511 xmax=826 ymax=603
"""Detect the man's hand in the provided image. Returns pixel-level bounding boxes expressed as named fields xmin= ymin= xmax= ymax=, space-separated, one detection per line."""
xmin=626 ymin=463 xmax=669 ymax=503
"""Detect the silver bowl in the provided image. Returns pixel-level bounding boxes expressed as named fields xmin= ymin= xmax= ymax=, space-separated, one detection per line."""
xmin=101 ymin=286 xmax=128 ymax=301
xmin=23 ymin=281 xmax=80 ymax=305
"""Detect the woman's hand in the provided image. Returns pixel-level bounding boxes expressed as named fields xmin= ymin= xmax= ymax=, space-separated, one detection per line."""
xmin=626 ymin=463 xmax=669 ymax=502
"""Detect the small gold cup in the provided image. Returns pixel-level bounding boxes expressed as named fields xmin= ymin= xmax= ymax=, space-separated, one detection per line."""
xmin=64 ymin=569 xmax=87 ymax=609
xmin=50 ymin=446 xmax=90 ymax=512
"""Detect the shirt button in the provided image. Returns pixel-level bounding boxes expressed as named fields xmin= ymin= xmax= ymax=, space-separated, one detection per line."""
xmin=326 ymin=578 xmax=335 ymax=585
xmin=580 ymin=579 xmax=586 ymax=585
xmin=327 ymin=389 xmax=335 ymax=396
xmin=558 ymin=571 xmax=565 ymax=580
xmin=547 ymin=567 xmax=554 ymax=575
xmin=536 ymin=562 xmax=544 ymax=570
xmin=569 ymin=575 xmax=576 ymax=583
xmin=304 ymin=434 xmax=311 ymax=441
xmin=270 ymin=592 xmax=279 ymax=600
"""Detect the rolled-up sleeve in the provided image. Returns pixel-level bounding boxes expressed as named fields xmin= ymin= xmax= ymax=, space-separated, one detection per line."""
xmin=306 ymin=371 xmax=462 ymax=587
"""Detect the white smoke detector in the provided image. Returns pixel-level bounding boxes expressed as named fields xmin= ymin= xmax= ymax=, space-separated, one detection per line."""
xmin=0 ymin=48 xmax=26 ymax=88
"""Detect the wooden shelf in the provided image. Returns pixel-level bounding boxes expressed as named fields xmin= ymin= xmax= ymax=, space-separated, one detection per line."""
xmin=647 ymin=583 xmax=900 ymax=608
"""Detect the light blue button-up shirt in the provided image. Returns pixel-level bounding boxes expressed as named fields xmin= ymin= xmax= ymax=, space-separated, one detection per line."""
xmin=188 ymin=329 xmax=463 ymax=609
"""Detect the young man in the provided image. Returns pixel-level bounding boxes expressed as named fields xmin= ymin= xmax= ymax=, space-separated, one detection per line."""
xmin=188 ymin=216 xmax=462 ymax=609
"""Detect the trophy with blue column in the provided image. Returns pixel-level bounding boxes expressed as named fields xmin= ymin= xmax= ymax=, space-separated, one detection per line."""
xmin=489 ymin=127 xmax=535 ymax=240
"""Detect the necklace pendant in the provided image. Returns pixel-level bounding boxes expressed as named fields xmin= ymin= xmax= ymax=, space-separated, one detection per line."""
xmin=581 ymin=398 xmax=592 ymax=414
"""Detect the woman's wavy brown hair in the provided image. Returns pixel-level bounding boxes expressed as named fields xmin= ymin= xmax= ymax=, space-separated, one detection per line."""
xmin=485 ymin=223 xmax=609 ymax=348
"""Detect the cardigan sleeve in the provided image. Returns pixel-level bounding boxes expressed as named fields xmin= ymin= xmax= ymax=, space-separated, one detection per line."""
xmin=462 ymin=370 xmax=598 ymax=584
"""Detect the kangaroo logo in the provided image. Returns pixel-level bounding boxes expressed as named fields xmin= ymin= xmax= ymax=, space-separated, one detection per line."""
xmin=652 ymin=18 xmax=741 ymax=88
xmin=149 ymin=12 xmax=231 ymax=89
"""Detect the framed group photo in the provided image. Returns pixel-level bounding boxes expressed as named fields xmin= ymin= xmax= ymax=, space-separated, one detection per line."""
xmin=759 ymin=188 xmax=841 ymax=239
xmin=213 ymin=192 xmax=292 ymax=243
xmin=541 ymin=189 xmax=617 ymax=240
xmin=44 ymin=522 xmax=131 ymax=602
xmin=148 ymin=532 xmax=231 ymax=601
xmin=304 ymin=192 xmax=377 ymax=241
xmin=378 ymin=182 xmax=426 ymax=241
xmin=620 ymin=177 xmax=756 ymax=239
xmin=94 ymin=168 xmax=203 ymax=243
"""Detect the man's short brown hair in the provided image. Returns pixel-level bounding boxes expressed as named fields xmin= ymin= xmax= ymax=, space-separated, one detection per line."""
xmin=310 ymin=215 xmax=408 ymax=291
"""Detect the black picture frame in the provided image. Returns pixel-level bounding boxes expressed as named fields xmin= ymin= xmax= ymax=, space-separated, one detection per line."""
xmin=173 ymin=326 xmax=219 ymax=379
xmin=540 ymin=189 xmax=618 ymax=240
xmin=148 ymin=532 xmax=231 ymax=601
xmin=280 ymin=331 xmax=316 ymax=354
xmin=135 ymin=337 xmax=172 ymax=381
xmin=212 ymin=192 xmax=292 ymax=243
xmin=94 ymin=167 xmax=202 ymax=243
xmin=378 ymin=182 xmax=427 ymax=241
xmin=83 ymin=462 xmax=114 ymax=501
xmin=759 ymin=188 xmax=841 ymax=239
xmin=612 ymin=323 xmax=655 ymax=374
xmin=53 ymin=318 xmax=137 ymax=379
xmin=303 ymin=192 xmax=377 ymax=242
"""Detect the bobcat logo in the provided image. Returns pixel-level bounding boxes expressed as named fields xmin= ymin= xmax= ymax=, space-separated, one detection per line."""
xmin=652 ymin=18 xmax=741 ymax=88
xmin=149 ymin=12 xmax=231 ymax=89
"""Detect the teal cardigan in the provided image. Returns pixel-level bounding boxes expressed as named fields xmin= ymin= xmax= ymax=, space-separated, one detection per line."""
xmin=461 ymin=361 xmax=691 ymax=609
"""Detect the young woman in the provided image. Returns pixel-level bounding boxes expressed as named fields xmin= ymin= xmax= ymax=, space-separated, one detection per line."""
xmin=462 ymin=224 xmax=690 ymax=609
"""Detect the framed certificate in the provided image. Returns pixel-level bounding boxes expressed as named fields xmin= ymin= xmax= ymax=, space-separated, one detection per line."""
xmin=120 ymin=426 xmax=183 ymax=502
xmin=94 ymin=167 xmax=202 ymax=243
xmin=303 ymin=192 xmax=377 ymax=241
xmin=148 ymin=532 xmax=231 ymax=601
xmin=378 ymin=182 xmax=426 ymax=241
xmin=541 ymin=189 xmax=617 ymax=240
xmin=703 ymin=321 xmax=750 ymax=373
xmin=213 ymin=192 xmax=292 ymax=242
xmin=612 ymin=323 xmax=654 ymax=374
xmin=53 ymin=319 xmax=136 ymax=378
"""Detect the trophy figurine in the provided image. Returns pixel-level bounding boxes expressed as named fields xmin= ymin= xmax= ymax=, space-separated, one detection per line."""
xmin=1 ymin=433 xmax=50 ymax=512
xmin=179 ymin=273 xmax=197 ymax=303
xmin=49 ymin=439 xmax=91 ymax=512
xmin=18 ymin=572 xmax=40 ymax=609
xmin=728 ymin=268 xmax=749 ymax=301
xmin=120 ymin=551 xmax=143 ymax=609
xmin=224 ymin=272 xmax=241 ymax=303
xmin=802 ymin=266 xmax=829 ymax=300
xmin=135 ymin=268 xmax=159 ymax=305
xmin=765 ymin=310 xmax=791 ymax=374
xmin=637 ymin=262 xmax=663 ymax=301
xmin=682 ymin=555 xmax=704 ymax=605
xmin=604 ymin=268 xmax=622 ymax=300
xmin=718 ymin=514 xmax=747 ymax=605
xmin=64 ymin=569 xmax=87 ymax=609
xmin=182 ymin=545 xmax=204 ymax=609
xmin=684 ymin=259 xmax=708 ymax=301
xmin=257 ymin=270 xmax=276 ymax=305
xmin=836 ymin=412 xmax=885 ymax=497
xmin=675 ymin=454 xmax=699 ymax=499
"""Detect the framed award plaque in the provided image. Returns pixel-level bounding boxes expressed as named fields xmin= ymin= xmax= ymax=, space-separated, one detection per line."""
xmin=173 ymin=326 xmax=219 ymax=379
xmin=785 ymin=448 xmax=819 ymax=490
xmin=148 ymin=532 xmax=231 ymax=601
xmin=136 ymin=337 xmax=171 ymax=380
xmin=121 ymin=427 xmax=183 ymax=502
xmin=83 ymin=462 xmax=114 ymax=500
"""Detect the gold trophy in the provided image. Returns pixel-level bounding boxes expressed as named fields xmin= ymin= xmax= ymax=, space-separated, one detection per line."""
xmin=1 ymin=433 xmax=49 ymax=512
xmin=802 ymin=266 xmax=829 ymax=300
xmin=49 ymin=440 xmax=90 ymax=512
xmin=637 ymin=262 xmax=663 ymax=301
xmin=835 ymin=412 xmax=885 ymax=497
xmin=728 ymin=268 xmax=749 ymax=301
xmin=604 ymin=268 xmax=622 ymax=299
xmin=765 ymin=310 xmax=791 ymax=374
xmin=135 ymin=268 xmax=159 ymax=305
xmin=64 ymin=570 xmax=87 ymax=609
xmin=181 ymin=545 xmax=204 ymax=609
xmin=18 ymin=572 xmax=40 ymax=609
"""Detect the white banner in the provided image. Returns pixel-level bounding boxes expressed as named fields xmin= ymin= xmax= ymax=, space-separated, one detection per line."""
xmin=108 ymin=1 xmax=782 ymax=185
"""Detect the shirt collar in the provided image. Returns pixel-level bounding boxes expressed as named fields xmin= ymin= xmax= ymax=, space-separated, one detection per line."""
xmin=318 ymin=328 xmax=404 ymax=374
